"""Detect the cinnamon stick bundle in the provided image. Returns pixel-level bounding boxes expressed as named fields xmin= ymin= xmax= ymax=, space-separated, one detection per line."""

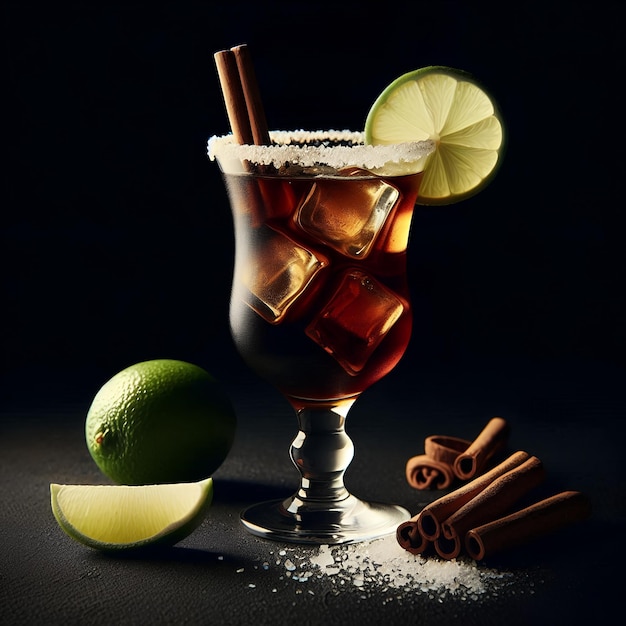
xmin=405 ymin=418 xmax=510 ymax=491
xmin=441 ymin=455 xmax=546 ymax=541
xmin=398 ymin=418 xmax=590 ymax=561
xmin=417 ymin=450 xmax=530 ymax=541
xmin=398 ymin=451 xmax=531 ymax=555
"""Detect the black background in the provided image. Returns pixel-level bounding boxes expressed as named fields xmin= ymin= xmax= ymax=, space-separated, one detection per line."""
xmin=2 ymin=3 xmax=625 ymax=624
xmin=3 ymin=1 xmax=624 ymax=404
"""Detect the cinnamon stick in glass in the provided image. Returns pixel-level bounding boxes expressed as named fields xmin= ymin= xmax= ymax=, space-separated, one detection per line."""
xmin=213 ymin=44 xmax=270 ymax=222
xmin=230 ymin=44 xmax=271 ymax=146
xmin=214 ymin=44 xmax=270 ymax=147
xmin=214 ymin=49 xmax=254 ymax=145
xmin=453 ymin=417 xmax=510 ymax=481
xmin=417 ymin=450 xmax=530 ymax=541
xmin=465 ymin=490 xmax=591 ymax=560
xmin=441 ymin=455 xmax=546 ymax=541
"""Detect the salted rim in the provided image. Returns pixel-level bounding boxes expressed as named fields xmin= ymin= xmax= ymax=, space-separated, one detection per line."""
xmin=207 ymin=130 xmax=435 ymax=170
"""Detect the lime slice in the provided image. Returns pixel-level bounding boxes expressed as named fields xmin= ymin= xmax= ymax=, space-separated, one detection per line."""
xmin=50 ymin=478 xmax=213 ymax=551
xmin=365 ymin=66 xmax=504 ymax=205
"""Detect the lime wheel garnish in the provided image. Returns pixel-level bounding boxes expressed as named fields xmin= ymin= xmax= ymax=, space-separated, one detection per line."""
xmin=365 ymin=66 xmax=505 ymax=205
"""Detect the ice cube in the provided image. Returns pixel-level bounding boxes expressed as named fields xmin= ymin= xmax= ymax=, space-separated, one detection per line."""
xmin=241 ymin=226 xmax=326 ymax=324
xmin=305 ymin=270 xmax=404 ymax=375
xmin=295 ymin=170 xmax=401 ymax=259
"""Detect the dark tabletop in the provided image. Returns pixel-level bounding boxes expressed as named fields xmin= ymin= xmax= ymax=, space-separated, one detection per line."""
xmin=3 ymin=2 xmax=625 ymax=624
xmin=2 ymin=349 xmax=624 ymax=626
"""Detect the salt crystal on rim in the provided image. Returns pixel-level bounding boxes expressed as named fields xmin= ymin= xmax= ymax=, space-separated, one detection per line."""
xmin=207 ymin=130 xmax=434 ymax=170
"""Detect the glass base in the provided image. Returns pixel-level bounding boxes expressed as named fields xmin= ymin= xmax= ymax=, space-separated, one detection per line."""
xmin=241 ymin=494 xmax=410 ymax=545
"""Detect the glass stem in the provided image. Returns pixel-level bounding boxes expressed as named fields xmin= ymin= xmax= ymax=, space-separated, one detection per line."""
xmin=241 ymin=394 xmax=409 ymax=542
xmin=285 ymin=398 xmax=357 ymax=509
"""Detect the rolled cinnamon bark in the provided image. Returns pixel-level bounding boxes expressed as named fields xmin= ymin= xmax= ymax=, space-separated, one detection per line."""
xmin=453 ymin=417 xmax=510 ymax=481
xmin=396 ymin=517 xmax=432 ymax=555
xmin=214 ymin=49 xmax=254 ymax=145
xmin=434 ymin=533 xmax=462 ymax=560
xmin=442 ymin=455 xmax=546 ymax=541
xmin=230 ymin=44 xmax=271 ymax=146
xmin=405 ymin=454 xmax=456 ymax=490
xmin=417 ymin=450 xmax=530 ymax=541
xmin=465 ymin=490 xmax=591 ymax=561
xmin=424 ymin=435 xmax=470 ymax=464
xmin=214 ymin=44 xmax=270 ymax=148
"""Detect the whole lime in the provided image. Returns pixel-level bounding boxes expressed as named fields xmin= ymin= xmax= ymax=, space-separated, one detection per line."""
xmin=85 ymin=360 xmax=236 ymax=485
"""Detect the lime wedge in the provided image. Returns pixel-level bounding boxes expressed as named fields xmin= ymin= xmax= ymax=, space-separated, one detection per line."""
xmin=50 ymin=478 xmax=213 ymax=551
xmin=365 ymin=66 xmax=505 ymax=205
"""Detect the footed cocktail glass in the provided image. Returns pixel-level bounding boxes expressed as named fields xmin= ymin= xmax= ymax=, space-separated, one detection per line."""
xmin=209 ymin=130 xmax=434 ymax=544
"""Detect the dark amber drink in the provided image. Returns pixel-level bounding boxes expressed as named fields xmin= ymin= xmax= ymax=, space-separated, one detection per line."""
xmin=225 ymin=170 xmax=424 ymax=403
xmin=210 ymin=131 xmax=434 ymax=544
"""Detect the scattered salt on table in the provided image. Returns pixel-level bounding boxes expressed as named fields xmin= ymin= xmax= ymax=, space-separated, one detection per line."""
xmin=259 ymin=534 xmax=516 ymax=601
